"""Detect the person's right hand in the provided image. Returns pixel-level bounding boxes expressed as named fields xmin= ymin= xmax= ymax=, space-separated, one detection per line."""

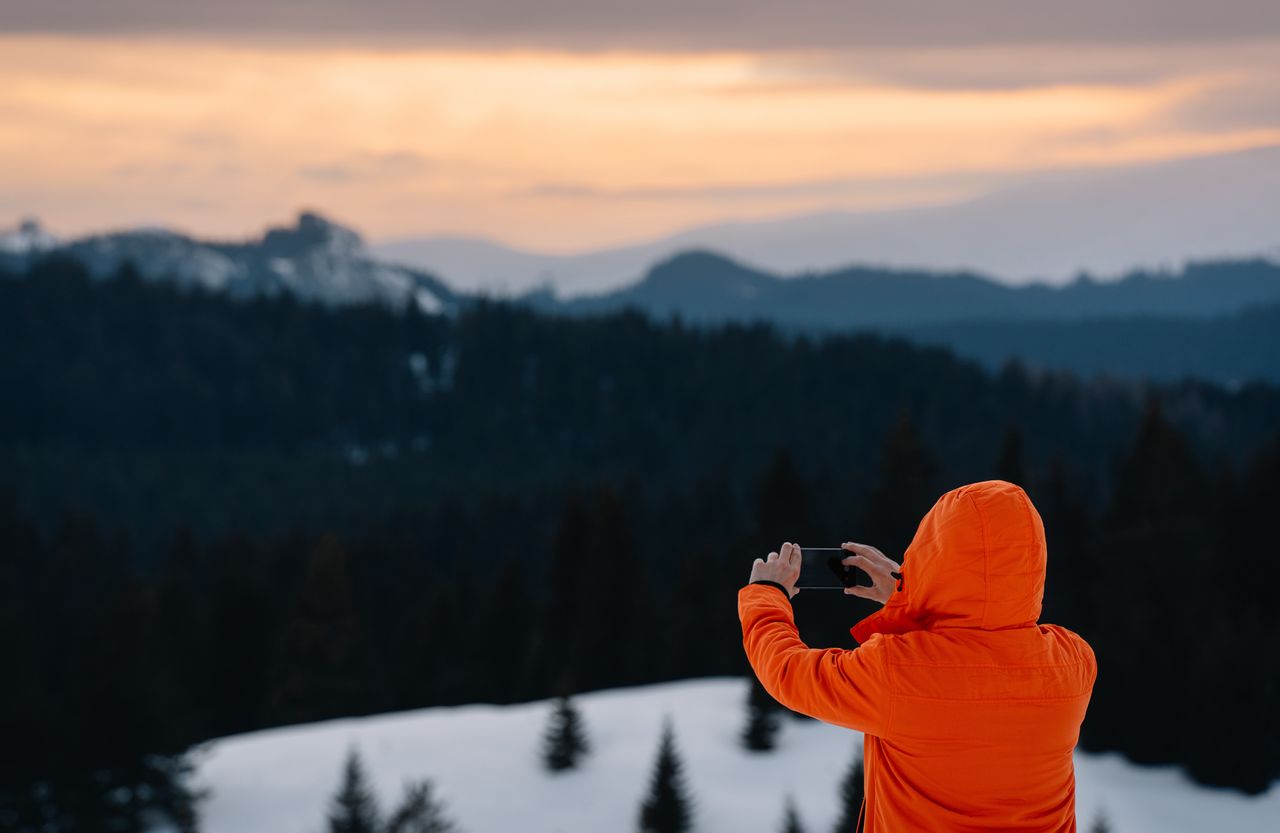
xmin=840 ymin=542 xmax=901 ymax=604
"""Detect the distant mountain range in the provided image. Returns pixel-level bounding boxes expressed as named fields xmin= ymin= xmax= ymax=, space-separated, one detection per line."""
xmin=536 ymin=250 xmax=1280 ymax=326
xmin=5 ymin=209 xmax=1280 ymax=385
xmin=0 ymin=212 xmax=457 ymax=314
xmin=374 ymin=143 xmax=1280 ymax=297
xmin=525 ymin=249 xmax=1280 ymax=386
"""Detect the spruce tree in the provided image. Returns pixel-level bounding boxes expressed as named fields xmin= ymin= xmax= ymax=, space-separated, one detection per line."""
xmin=831 ymin=746 xmax=865 ymax=833
xmin=755 ymin=448 xmax=812 ymax=548
xmin=862 ymin=411 xmax=939 ymax=558
xmin=741 ymin=676 xmax=781 ymax=752
xmin=638 ymin=718 xmax=693 ymax=833
xmin=542 ymin=693 xmax=591 ymax=771
xmin=265 ymin=535 xmax=376 ymax=725
xmin=779 ymin=795 xmax=806 ymax=833
xmin=993 ymin=424 xmax=1026 ymax=487
xmin=385 ymin=780 xmax=459 ymax=833
xmin=328 ymin=748 xmax=381 ymax=833
xmin=1089 ymin=807 xmax=1112 ymax=833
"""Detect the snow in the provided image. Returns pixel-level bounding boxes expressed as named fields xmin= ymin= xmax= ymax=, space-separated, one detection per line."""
xmin=0 ymin=218 xmax=58 ymax=254
xmin=192 ymin=677 xmax=1280 ymax=833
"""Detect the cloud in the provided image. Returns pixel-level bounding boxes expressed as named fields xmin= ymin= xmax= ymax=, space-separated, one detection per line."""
xmin=5 ymin=0 xmax=1280 ymax=50
xmin=741 ymin=40 xmax=1280 ymax=92
xmin=297 ymin=151 xmax=435 ymax=184
xmin=1157 ymin=73 xmax=1280 ymax=132
xmin=516 ymin=164 xmax=1082 ymax=202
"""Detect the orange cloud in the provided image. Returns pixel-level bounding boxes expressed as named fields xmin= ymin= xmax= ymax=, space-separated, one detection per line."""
xmin=2 ymin=36 xmax=1278 ymax=250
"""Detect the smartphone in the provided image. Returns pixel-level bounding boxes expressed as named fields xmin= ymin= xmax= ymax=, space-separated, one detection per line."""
xmin=796 ymin=547 xmax=868 ymax=590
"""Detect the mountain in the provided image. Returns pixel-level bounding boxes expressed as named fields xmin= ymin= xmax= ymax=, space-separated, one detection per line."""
xmin=0 ymin=212 xmax=457 ymax=313
xmin=0 ymin=218 xmax=58 ymax=255
xmin=526 ymin=250 xmax=1280 ymax=384
xmin=373 ymin=143 xmax=1280 ymax=297
xmin=541 ymin=249 xmax=1280 ymax=324
xmin=193 ymin=678 xmax=1280 ymax=833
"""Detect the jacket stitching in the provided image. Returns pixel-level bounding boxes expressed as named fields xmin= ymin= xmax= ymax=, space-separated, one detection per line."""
xmin=968 ymin=491 xmax=990 ymax=629
xmin=887 ymin=661 xmax=1094 ymax=669
xmin=883 ymin=637 xmax=896 ymax=737
xmin=890 ymin=692 xmax=1094 ymax=702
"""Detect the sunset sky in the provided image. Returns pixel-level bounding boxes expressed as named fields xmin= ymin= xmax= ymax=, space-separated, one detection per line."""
xmin=3 ymin=2 xmax=1280 ymax=251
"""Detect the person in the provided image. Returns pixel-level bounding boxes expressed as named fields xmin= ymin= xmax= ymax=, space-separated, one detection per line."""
xmin=739 ymin=479 xmax=1096 ymax=832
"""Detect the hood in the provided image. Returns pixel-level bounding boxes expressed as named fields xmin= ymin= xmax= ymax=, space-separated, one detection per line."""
xmin=850 ymin=479 xmax=1046 ymax=643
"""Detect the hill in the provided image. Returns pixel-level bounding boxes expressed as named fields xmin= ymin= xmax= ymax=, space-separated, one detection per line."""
xmin=532 ymin=250 xmax=1280 ymax=384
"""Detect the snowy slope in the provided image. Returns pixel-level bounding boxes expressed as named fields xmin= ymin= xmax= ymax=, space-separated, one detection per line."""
xmin=0 ymin=213 xmax=456 ymax=314
xmin=193 ymin=678 xmax=1280 ymax=833
xmin=0 ymin=218 xmax=58 ymax=255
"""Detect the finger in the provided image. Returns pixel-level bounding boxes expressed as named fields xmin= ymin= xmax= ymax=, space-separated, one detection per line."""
xmin=783 ymin=542 xmax=800 ymax=564
xmin=766 ymin=550 xmax=780 ymax=563
xmin=841 ymin=553 xmax=894 ymax=576
xmin=752 ymin=557 xmax=766 ymax=569
xmin=843 ymin=584 xmax=877 ymax=599
xmin=842 ymin=542 xmax=900 ymax=572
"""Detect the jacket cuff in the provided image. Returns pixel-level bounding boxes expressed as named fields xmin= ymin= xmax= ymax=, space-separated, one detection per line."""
xmin=748 ymin=579 xmax=792 ymax=600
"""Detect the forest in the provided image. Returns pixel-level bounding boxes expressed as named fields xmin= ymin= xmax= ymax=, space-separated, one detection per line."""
xmin=1 ymin=256 xmax=1277 ymax=829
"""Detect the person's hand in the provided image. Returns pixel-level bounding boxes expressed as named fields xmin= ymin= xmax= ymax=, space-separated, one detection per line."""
xmin=749 ymin=541 xmax=802 ymax=598
xmin=840 ymin=542 xmax=901 ymax=604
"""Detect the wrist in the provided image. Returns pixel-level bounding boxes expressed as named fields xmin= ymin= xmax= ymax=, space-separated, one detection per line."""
xmin=749 ymin=579 xmax=793 ymax=600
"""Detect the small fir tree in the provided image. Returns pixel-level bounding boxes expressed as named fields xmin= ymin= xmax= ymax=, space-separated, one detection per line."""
xmin=830 ymin=746 xmax=865 ymax=833
xmin=1089 ymin=808 xmax=1112 ymax=833
xmin=385 ymin=780 xmax=459 ymax=833
xmin=542 ymin=693 xmax=591 ymax=771
xmin=780 ymin=795 xmax=806 ymax=833
xmin=994 ymin=424 xmax=1027 ymax=487
xmin=638 ymin=718 xmax=694 ymax=833
xmin=741 ymin=676 xmax=781 ymax=752
xmin=328 ymin=748 xmax=381 ymax=833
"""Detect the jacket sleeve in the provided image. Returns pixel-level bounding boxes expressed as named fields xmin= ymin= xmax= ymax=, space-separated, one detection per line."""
xmin=738 ymin=583 xmax=892 ymax=736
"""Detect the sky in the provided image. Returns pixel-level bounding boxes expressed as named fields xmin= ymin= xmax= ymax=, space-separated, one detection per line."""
xmin=3 ymin=2 xmax=1280 ymax=252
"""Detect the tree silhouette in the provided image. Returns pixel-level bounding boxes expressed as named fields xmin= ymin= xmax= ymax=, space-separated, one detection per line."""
xmin=755 ymin=448 xmax=813 ymax=548
xmin=862 ymin=411 xmax=939 ymax=558
xmin=831 ymin=746 xmax=865 ymax=833
xmin=638 ymin=718 xmax=694 ymax=833
xmin=385 ymin=780 xmax=459 ymax=833
xmin=542 ymin=693 xmax=591 ymax=771
xmin=265 ymin=535 xmax=377 ymax=726
xmin=328 ymin=748 xmax=381 ymax=833
xmin=779 ymin=795 xmax=806 ymax=833
xmin=741 ymin=676 xmax=781 ymax=752
xmin=994 ymin=424 xmax=1026 ymax=487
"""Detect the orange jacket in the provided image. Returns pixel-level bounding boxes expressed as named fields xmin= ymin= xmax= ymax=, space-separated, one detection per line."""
xmin=739 ymin=480 xmax=1096 ymax=832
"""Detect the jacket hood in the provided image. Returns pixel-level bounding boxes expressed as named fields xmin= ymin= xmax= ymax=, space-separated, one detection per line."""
xmin=850 ymin=479 xmax=1046 ymax=643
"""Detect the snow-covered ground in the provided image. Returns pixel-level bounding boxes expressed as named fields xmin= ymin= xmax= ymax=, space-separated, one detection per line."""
xmin=194 ymin=678 xmax=1280 ymax=833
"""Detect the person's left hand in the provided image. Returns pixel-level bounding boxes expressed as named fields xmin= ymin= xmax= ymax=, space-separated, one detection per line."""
xmin=749 ymin=541 xmax=802 ymax=598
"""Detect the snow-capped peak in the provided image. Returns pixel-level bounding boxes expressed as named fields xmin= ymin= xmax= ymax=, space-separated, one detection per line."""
xmin=0 ymin=218 xmax=59 ymax=255
xmin=261 ymin=211 xmax=366 ymax=260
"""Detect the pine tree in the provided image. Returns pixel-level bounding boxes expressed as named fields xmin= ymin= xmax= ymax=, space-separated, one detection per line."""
xmin=328 ymin=748 xmax=381 ymax=833
xmin=740 ymin=676 xmax=781 ymax=752
xmin=755 ymin=448 xmax=812 ymax=548
xmin=385 ymin=780 xmax=459 ymax=833
xmin=831 ymin=746 xmax=865 ymax=833
xmin=638 ymin=718 xmax=694 ymax=833
xmin=542 ymin=693 xmax=591 ymax=771
xmin=779 ymin=795 xmax=806 ymax=833
xmin=265 ymin=535 xmax=377 ymax=725
xmin=862 ymin=411 xmax=939 ymax=558
xmin=1089 ymin=807 xmax=1112 ymax=833
xmin=994 ymin=424 xmax=1026 ymax=487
